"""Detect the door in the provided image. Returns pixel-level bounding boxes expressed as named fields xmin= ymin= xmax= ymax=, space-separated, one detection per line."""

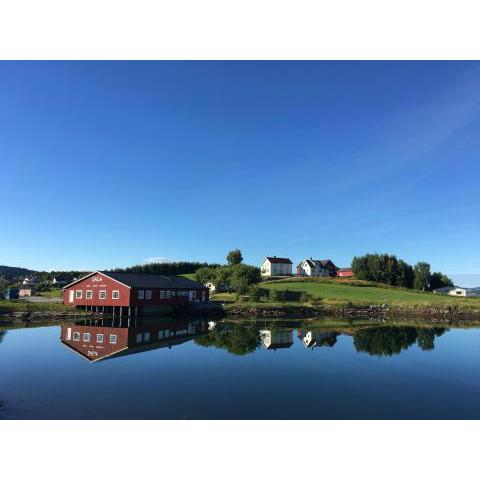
xmin=69 ymin=290 xmax=75 ymax=303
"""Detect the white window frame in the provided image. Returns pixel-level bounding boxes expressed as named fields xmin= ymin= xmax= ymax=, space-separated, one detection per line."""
xmin=109 ymin=334 xmax=117 ymax=344
xmin=85 ymin=290 xmax=93 ymax=299
xmin=83 ymin=332 xmax=91 ymax=342
xmin=75 ymin=290 xmax=83 ymax=299
xmin=99 ymin=290 xmax=106 ymax=300
xmin=138 ymin=290 xmax=145 ymax=300
xmin=145 ymin=290 xmax=152 ymax=300
xmin=96 ymin=333 xmax=104 ymax=343
xmin=144 ymin=332 xmax=150 ymax=342
xmin=73 ymin=332 xmax=80 ymax=341
xmin=160 ymin=290 xmax=165 ymax=299
xmin=136 ymin=333 xmax=143 ymax=343
xmin=165 ymin=290 xmax=171 ymax=299
xmin=112 ymin=290 xmax=120 ymax=300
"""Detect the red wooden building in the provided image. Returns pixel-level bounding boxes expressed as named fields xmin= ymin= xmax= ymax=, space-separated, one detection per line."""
xmin=336 ymin=268 xmax=353 ymax=277
xmin=63 ymin=271 xmax=209 ymax=315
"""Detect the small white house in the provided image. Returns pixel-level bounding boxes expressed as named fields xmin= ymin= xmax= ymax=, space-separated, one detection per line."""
xmin=296 ymin=258 xmax=338 ymax=277
xmin=261 ymin=257 xmax=293 ymax=277
xmin=205 ymin=282 xmax=216 ymax=292
xmin=434 ymin=286 xmax=480 ymax=298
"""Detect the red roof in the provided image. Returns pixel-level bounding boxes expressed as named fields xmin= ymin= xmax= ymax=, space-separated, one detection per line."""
xmin=265 ymin=257 xmax=292 ymax=264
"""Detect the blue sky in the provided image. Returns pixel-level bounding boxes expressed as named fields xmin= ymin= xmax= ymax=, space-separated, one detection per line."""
xmin=1 ymin=61 xmax=479 ymax=281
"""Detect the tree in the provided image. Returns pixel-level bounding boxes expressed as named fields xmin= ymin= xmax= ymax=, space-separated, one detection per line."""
xmin=226 ymin=249 xmax=243 ymax=266
xmin=397 ymin=260 xmax=414 ymax=289
xmin=429 ymin=272 xmax=453 ymax=291
xmin=413 ymin=262 xmax=431 ymax=291
xmin=195 ymin=267 xmax=216 ymax=285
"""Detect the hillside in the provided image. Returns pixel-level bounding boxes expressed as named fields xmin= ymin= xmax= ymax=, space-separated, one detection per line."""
xmin=0 ymin=265 xmax=36 ymax=280
xmin=259 ymin=277 xmax=480 ymax=308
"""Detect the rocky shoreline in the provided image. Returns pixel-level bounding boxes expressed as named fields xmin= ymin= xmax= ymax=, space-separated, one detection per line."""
xmin=2 ymin=302 xmax=480 ymax=326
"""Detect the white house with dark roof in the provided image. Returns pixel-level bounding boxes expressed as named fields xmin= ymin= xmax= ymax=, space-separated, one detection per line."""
xmin=261 ymin=257 xmax=293 ymax=277
xmin=296 ymin=258 xmax=338 ymax=277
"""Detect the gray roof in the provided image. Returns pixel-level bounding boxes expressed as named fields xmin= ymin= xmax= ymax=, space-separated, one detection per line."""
xmin=100 ymin=271 xmax=207 ymax=289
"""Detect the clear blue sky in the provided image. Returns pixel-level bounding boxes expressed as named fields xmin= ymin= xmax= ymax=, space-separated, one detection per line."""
xmin=1 ymin=61 xmax=479 ymax=279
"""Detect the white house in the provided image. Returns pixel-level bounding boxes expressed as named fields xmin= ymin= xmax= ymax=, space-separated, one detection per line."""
xmin=205 ymin=282 xmax=216 ymax=292
xmin=296 ymin=258 xmax=338 ymax=277
xmin=434 ymin=286 xmax=480 ymax=298
xmin=261 ymin=257 xmax=293 ymax=277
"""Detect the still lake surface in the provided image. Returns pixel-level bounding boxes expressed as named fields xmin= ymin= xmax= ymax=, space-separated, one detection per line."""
xmin=1 ymin=317 xmax=479 ymax=419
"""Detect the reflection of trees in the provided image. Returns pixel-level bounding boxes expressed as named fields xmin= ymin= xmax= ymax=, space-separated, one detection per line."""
xmin=353 ymin=326 xmax=447 ymax=356
xmin=194 ymin=323 xmax=261 ymax=356
xmin=0 ymin=330 xmax=6 ymax=345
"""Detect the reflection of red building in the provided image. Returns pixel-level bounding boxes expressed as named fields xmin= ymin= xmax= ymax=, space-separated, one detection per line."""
xmin=60 ymin=319 xmax=207 ymax=362
xmin=63 ymin=271 xmax=209 ymax=314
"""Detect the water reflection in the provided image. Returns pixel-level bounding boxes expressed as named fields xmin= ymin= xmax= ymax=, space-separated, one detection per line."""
xmin=59 ymin=318 xmax=449 ymax=361
xmin=194 ymin=321 xmax=448 ymax=357
xmin=60 ymin=318 xmax=208 ymax=362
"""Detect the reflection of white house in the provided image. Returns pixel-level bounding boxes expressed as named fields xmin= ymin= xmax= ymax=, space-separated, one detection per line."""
xmin=296 ymin=259 xmax=338 ymax=277
xmin=301 ymin=331 xmax=337 ymax=348
xmin=261 ymin=257 xmax=293 ymax=277
xmin=260 ymin=329 xmax=293 ymax=350
xmin=434 ymin=286 xmax=480 ymax=298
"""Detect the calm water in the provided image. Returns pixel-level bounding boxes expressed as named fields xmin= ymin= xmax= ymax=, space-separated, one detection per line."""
xmin=1 ymin=317 xmax=479 ymax=419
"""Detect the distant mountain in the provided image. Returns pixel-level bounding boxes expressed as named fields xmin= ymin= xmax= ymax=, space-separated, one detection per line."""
xmin=0 ymin=265 xmax=37 ymax=280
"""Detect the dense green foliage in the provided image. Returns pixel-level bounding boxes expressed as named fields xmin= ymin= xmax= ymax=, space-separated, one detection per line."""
xmin=352 ymin=253 xmax=452 ymax=291
xmin=226 ymin=249 xmax=243 ymax=266
xmin=196 ymin=263 xmax=261 ymax=293
xmin=195 ymin=251 xmax=260 ymax=293
xmin=353 ymin=326 xmax=446 ymax=356
xmin=114 ymin=261 xmax=220 ymax=276
xmin=194 ymin=322 xmax=260 ymax=355
xmin=413 ymin=262 xmax=431 ymax=291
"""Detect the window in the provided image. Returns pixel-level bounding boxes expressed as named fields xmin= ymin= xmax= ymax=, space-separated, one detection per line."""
xmin=160 ymin=290 xmax=165 ymax=299
xmin=86 ymin=290 xmax=93 ymax=299
xmin=158 ymin=330 xmax=164 ymax=340
xmin=99 ymin=290 xmax=106 ymax=300
xmin=112 ymin=290 xmax=120 ymax=300
xmin=144 ymin=332 xmax=150 ymax=342
xmin=138 ymin=290 xmax=145 ymax=300
xmin=75 ymin=290 xmax=83 ymax=299
xmin=83 ymin=333 xmax=91 ymax=342
xmin=109 ymin=334 xmax=117 ymax=344
xmin=136 ymin=333 xmax=143 ymax=343
xmin=96 ymin=334 xmax=104 ymax=343
xmin=171 ymin=290 xmax=176 ymax=297
xmin=73 ymin=332 xmax=80 ymax=341
xmin=165 ymin=290 xmax=171 ymax=299
xmin=146 ymin=290 xmax=152 ymax=300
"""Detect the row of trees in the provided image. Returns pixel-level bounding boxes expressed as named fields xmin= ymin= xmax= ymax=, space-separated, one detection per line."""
xmin=195 ymin=249 xmax=261 ymax=294
xmin=114 ymin=261 xmax=220 ymax=276
xmin=351 ymin=253 xmax=453 ymax=291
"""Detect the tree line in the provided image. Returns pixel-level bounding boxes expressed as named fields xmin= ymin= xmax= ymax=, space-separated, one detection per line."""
xmin=351 ymin=253 xmax=453 ymax=291
xmin=113 ymin=261 xmax=221 ymax=275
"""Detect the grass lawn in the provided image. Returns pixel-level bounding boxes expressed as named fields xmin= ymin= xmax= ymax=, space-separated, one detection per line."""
xmin=0 ymin=299 xmax=72 ymax=313
xmin=37 ymin=289 xmax=63 ymax=298
xmin=179 ymin=273 xmax=197 ymax=281
xmin=260 ymin=277 xmax=480 ymax=309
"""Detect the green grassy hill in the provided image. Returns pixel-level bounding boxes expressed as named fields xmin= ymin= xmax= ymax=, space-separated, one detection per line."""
xmin=260 ymin=277 xmax=480 ymax=308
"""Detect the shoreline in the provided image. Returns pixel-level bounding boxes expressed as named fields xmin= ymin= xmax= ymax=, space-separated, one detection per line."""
xmin=2 ymin=301 xmax=480 ymax=326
